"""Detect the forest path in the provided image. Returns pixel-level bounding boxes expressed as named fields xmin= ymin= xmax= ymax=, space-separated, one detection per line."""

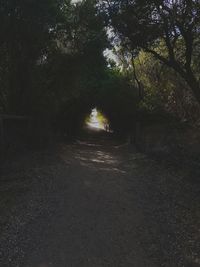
xmin=0 ymin=131 xmax=200 ymax=267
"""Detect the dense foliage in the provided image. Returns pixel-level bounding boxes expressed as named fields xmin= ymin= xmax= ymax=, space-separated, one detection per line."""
xmin=101 ymin=0 xmax=200 ymax=103
xmin=0 ymin=0 xmax=200 ymax=134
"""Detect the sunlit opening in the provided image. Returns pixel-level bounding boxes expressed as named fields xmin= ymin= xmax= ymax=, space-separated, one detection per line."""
xmin=86 ymin=108 xmax=110 ymax=131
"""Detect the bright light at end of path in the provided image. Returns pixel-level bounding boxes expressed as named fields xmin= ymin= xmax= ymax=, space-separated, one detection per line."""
xmin=71 ymin=0 xmax=82 ymax=3
xmin=86 ymin=108 xmax=109 ymax=131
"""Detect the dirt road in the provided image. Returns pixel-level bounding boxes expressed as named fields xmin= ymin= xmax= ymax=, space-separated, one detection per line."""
xmin=0 ymin=133 xmax=200 ymax=266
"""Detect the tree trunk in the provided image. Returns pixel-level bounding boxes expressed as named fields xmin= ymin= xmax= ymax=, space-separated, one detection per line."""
xmin=184 ymin=70 xmax=200 ymax=104
xmin=146 ymin=48 xmax=200 ymax=104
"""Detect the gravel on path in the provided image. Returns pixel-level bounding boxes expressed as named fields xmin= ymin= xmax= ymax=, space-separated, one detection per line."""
xmin=0 ymin=137 xmax=200 ymax=267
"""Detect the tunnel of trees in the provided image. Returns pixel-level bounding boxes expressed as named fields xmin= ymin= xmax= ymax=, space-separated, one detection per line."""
xmin=0 ymin=0 xmax=200 ymax=140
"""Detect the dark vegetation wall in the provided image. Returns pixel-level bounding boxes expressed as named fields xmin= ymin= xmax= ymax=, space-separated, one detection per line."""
xmin=133 ymin=116 xmax=200 ymax=162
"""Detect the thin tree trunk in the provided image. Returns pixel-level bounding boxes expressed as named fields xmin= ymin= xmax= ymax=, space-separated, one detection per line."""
xmin=185 ymin=71 xmax=200 ymax=104
xmin=146 ymin=48 xmax=200 ymax=104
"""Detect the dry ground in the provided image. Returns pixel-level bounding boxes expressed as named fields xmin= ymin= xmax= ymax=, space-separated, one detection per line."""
xmin=0 ymin=131 xmax=200 ymax=266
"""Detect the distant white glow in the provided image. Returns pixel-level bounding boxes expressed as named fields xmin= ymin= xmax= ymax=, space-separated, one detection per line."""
xmin=103 ymin=49 xmax=118 ymax=63
xmin=86 ymin=108 xmax=111 ymax=132
xmin=87 ymin=108 xmax=104 ymax=129
xmin=103 ymin=27 xmax=118 ymax=65
xmin=71 ymin=0 xmax=82 ymax=3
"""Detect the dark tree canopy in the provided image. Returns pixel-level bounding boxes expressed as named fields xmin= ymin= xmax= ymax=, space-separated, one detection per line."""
xmin=0 ymin=0 xmax=200 ymax=134
xmin=101 ymin=0 xmax=200 ymax=103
